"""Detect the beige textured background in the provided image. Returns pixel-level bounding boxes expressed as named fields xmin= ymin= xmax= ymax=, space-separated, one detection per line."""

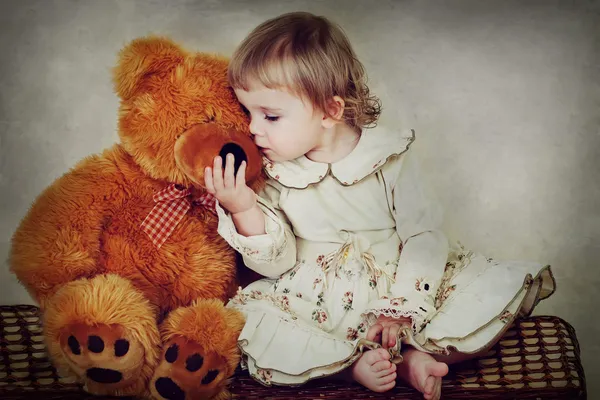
xmin=1 ymin=0 xmax=598 ymax=393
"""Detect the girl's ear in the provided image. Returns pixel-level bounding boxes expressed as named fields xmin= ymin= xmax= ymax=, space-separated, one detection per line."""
xmin=321 ymin=96 xmax=345 ymax=128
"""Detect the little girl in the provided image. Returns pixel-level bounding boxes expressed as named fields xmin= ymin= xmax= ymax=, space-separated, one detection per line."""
xmin=205 ymin=11 xmax=555 ymax=400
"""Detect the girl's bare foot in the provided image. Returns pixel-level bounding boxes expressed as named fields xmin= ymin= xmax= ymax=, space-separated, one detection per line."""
xmin=397 ymin=348 xmax=448 ymax=400
xmin=351 ymin=348 xmax=397 ymax=393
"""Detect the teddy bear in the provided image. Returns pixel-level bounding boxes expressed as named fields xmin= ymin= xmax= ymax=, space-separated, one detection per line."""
xmin=9 ymin=35 xmax=264 ymax=400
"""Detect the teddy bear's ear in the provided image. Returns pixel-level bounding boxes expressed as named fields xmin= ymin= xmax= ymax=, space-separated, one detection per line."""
xmin=112 ymin=35 xmax=186 ymax=100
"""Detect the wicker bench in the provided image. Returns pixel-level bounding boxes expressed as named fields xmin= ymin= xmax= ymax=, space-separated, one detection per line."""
xmin=0 ymin=305 xmax=586 ymax=399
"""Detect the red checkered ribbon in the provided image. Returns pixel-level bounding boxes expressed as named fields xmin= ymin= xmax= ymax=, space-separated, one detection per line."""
xmin=195 ymin=192 xmax=216 ymax=210
xmin=141 ymin=184 xmax=216 ymax=248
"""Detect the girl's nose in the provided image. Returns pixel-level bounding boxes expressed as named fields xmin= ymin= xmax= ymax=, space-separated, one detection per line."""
xmin=249 ymin=119 xmax=263 ymax=137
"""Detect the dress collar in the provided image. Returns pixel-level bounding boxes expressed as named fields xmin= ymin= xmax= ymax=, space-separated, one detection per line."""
xmin=262 ymin=127 xmax=416 ymax=189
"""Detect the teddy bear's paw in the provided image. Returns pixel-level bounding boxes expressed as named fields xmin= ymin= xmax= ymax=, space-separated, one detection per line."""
xmin=150 ymin=335 xmax=231 ymax=400
xmin=42 ymin=274 xmax=162 ymax=396
xmin=58 ymin=322 xmax=148 ymax=390
xmin=148 ymin=299 xmax=245 ymax=399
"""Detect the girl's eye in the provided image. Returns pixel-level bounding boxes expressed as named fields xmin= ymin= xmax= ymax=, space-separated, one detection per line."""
xmin=265 ymin=115 xmax=279 ymax=122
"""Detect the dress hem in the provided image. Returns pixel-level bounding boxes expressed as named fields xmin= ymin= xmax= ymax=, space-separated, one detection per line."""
xmin=234 ymin=264 xmax=555 ymax=387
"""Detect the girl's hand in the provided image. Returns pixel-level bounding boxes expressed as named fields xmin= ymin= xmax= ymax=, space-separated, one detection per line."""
xmin=366 ymin=315 xmax=412 ymax=349
xmin=205 ymin=154 xmax=256 ymax=215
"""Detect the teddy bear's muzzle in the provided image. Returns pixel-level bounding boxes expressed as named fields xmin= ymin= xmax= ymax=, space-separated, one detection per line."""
xmin=174 ymin=123 xmax=262 ymax=188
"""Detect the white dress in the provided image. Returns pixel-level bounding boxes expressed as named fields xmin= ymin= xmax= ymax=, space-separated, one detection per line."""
xmin=215 ymin=126 xmax=555 ymax=387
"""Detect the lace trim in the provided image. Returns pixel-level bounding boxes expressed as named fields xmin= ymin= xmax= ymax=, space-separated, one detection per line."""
xmin=361 ymin=307 xmax=424 ymax=336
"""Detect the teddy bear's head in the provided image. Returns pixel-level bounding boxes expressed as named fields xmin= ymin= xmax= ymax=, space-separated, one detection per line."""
xmin=112 ymin=36 xmax=263 ymax=189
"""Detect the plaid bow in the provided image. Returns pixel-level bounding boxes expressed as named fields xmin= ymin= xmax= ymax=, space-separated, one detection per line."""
xmin=141 ymin=184 xmax=216 ymax=248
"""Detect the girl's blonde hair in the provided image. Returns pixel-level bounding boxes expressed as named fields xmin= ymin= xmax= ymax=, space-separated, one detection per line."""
xmin=228 ymin=11 xmax=381 ymax=130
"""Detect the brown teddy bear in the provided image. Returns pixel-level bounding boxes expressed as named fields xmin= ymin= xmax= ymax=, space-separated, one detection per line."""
xmin=9 ymin=35 xmax=264 ymax=400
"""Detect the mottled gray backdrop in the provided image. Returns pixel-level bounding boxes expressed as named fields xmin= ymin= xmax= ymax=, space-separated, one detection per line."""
xmin=1 ymin=0 xmax=598 ymax=392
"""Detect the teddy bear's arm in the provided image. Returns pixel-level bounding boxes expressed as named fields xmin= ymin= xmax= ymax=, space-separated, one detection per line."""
xmin=9 ymin=153 xmax=125 ymax=307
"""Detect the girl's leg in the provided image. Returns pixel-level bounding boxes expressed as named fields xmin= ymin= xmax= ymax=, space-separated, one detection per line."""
xmin=334 ymin=348 xmax=398 ymax=393
xmin=396 ymin=348 xmax=448 ymax=400
xmin=396 ymin=343 xmax=497 ymax=400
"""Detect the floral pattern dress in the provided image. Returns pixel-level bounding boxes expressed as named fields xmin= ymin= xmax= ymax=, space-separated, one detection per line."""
xmin=215 ymin=127 xmax=555 ymax=387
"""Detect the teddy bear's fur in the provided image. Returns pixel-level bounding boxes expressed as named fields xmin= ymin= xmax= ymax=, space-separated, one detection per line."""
xmin=9 ymin=36 xmax=264 ymax=400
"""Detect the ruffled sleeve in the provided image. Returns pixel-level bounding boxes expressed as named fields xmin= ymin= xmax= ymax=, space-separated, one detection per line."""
xmin=362 ymin=149 xmax=449 ymax=333
xmin=215 ymin=179 xmax=297 ymax=279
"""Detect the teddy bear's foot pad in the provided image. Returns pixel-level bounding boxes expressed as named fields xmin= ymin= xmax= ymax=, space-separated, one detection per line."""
xmin=43 ymin=274 xmax=162 ymax=396
xmin=151 ymin=335 xmax=226 ymax=400
xmin=57 ymin=321 xmax=154 ymax=396
xmin=60 ymin=322 xmax=141 ymax=383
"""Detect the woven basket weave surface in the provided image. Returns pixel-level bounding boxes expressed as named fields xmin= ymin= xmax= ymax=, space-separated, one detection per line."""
xmin=0 ymin=305 xmax=586 ymax=399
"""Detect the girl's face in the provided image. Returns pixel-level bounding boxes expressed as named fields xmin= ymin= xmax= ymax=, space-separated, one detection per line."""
xmin=234 ymin=82 xmax=328 ymax=162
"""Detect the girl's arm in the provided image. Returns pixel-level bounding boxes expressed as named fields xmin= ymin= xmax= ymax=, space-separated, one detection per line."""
xmin=216 ymin=179 xmax=297 ymax=279
xmin=206 ymin=155 xmax=297 ymax=278
xmin=231 ymin=203 xmax=266 ymax=237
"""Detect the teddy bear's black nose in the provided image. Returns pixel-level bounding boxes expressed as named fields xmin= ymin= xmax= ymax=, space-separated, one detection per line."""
xmin=155 ymin=377 xmax=185 ymax=400
xmin=219 ymin=143 xmax=247 ymax=175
